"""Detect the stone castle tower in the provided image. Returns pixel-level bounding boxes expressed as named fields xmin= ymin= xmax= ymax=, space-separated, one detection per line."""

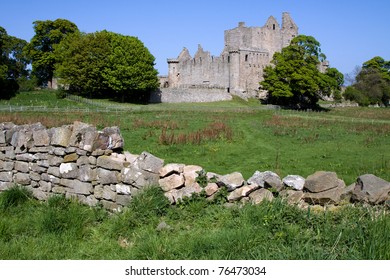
xmin=165 ymin=12 xmax=298 ymax=97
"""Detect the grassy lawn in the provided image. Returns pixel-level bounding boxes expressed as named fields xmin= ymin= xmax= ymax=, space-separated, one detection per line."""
xmin=0 ymin=91 xmax=389 ymax=260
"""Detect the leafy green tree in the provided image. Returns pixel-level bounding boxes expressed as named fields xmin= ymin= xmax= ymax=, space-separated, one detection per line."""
xmin=55 ymin=30 xmax=159 ymax=102
xmin=102 ymin=33 xmax=159 ymax=102
xmin=55 ymin=31 xmax=111 ymax=97
xmin=0 ymin=26 xmax=30 ymax=99
xmin=25 ymin=19 xmax=78 ymax=87
xmin=260 ymin=35 xmax=343 ymax=109
xmin=344 ymin=56 xmax=390 ymax=106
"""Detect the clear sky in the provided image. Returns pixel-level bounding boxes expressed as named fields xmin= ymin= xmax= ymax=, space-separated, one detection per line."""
xmin=1 ymin=0 xmax=389 ymax=76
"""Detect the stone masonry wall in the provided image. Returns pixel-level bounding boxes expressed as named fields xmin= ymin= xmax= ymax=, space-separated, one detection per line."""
xmin=1 ymin=122 xmax=389 ymax=211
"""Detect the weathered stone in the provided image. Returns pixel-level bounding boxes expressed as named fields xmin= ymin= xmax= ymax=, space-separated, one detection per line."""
xmin=183 ymin=165 xmax=203 ymax=187
xmin=248 ymin=170 xmax=283 ymax=191
xmin=29 ymin=146 xmax=52 ymax=153
xmin=97 ymin=155 xmax=124 ymax=171
xmin=78 ymin=165 xmax=96 ymax=182
xmin=116 ymin=194 xmax=131 ymax=206
xmin=29 ymin=171 xmax=41 ymax=181
xmin=282 ymin=175 xmax=305 ymax=190
xmin=249 ymin=188 xmax=274 ymax=204
xmin=77 ymin=156 xmax=90 ymax=166
xmin=5 ymin=149 xmax=15 ymax=160
xmin=15 ymin=161 xmax=29 ymax=173
xmin=351 ymin=174 xmax=390 ymax=205
xmin=304 ymin=186 xmax=344 ymax=205
xmin=60 ymin=178 xmax=93 ymax=195
xmin=134 ymin=152 xmax=164 ymax=174
xmin=14 ymin=172 xmax=31 ymax=185
xmin=16 ymin=153 xmax=38 ymax=162
xmin=159 ymin=163 xmax=185 ymax=178
xmin=280 ymin=190 xmax=304 ymax=205
xmin=102 ymin=185 xmax=117 ymax=201
xmin=48 ymin=155 xmax=63 ymax=166
xmin=47 ymin=166 xmax=61 ymax=177
xmin=32 ymin=188 xmax=48 ymax=200
xmin=0 ymin=181 xmax=12 ymax=191
xmin=53 ymin=147 xmax=66 ymax=156
xmin=11 ymin=130 xmax=32 ymax=150
xmin=76 ymin=149 xmax=88 ymax=156
xmin=159 ymin=174 xmax=185 ymax=192
xmin=69 ymin=122 xmax=98 ymax=152
xmin=32 ymin=129 xmax=50 ymax=146
xmin=83 ymin=195 xmax=99 ymax=207
xmin=219 ymin=172 xmax=245 ymax=191
xmin=115 ymin=184 xmax=131 ymax=195
xmin=50 ymin=126 xmax=73 ymax=147
xmin=88 ymin=156 xmax=97 ymax=165
xmin=94 ymin=185 xmax=104 ymax=199
xmin=0 ymin=171 xmax=13 ymax=182
xmin=124 ymin=151 xmax=138 ymax=164
xmin=0 ymin=130 xmax=5 ymax=144
xmin=227 ymin=185 xmax=257 ymax=202
xmin=164 ymin=183 xmax=202 ymax=204
xmin=59 ymin=163 xmax=79 ymax=179
xmin=122 ymin=167 xmax=159 ymax=188
xmin=97 ymin=168 xmax=119 ymax=184
xmin=102 ymin=126 xmax=124 ymax=151
xmin=39 ymin=180 xmax=52 ymax=192
xmin=0 ymin=160 xmax=14 ymax=171
xmin=304 ymin=171 xmax=345 ymax=193
xmin=64 ymin=153 xmax=78 ymax=162
xmin=52 ymin=186 xmax=66 ymax=194
xmin=205 ymin=182 xmax=219 ymax=196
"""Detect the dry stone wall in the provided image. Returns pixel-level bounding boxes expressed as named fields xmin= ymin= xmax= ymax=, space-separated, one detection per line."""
xmin=1 ymin=122 xmax=389 ymax=211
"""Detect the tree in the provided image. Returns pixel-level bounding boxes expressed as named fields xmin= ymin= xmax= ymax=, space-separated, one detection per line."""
xmin=0 ymin=26 xmax=29 ymax=99
xmin=25 ymin=19 xmax=78 ymax=88
xmin=55 ymin=30 xmax=159 ymax=102
xmin=344 ymin=56 xmax=390 ymax=106
xmin=260 ymin=35 xmax=344 ymax=109
xmin=55 ymin=31 xmax=111 ymax=97
xmin=102 ymin=33 xmax=159 ymax=102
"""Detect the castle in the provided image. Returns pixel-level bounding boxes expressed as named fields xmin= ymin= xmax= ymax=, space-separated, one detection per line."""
xmin=163 ymin=12 xmax=298 ymax=99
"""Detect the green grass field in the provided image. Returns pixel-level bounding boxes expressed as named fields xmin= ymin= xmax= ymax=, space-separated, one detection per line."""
xmin=0 ymin=91 xmax=389 ymax=260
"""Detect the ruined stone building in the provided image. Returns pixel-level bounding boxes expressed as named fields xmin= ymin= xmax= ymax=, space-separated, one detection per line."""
xmin=164 ymin=12 xmax=298 ymax=99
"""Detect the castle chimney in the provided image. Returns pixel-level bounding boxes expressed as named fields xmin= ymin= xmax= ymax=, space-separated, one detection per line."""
xmin=238 ymin=22 xmax=245 ymax=27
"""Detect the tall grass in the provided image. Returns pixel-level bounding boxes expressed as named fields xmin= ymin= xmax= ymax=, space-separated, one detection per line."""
xmin=0 ymin=186 xmax=389 ymax=259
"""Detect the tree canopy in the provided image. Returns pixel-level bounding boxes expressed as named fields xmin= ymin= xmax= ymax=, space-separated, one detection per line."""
xmin=344 ymin=56 xmax=390 ymax=106
xmin=25 ymin=19 xmax=78 ymax=87
xmin=260 ymin=35 xmax=344 ymax=109
xmin=55 ymin=30 xmax=159 ymax=102
xmin=0 ymin=26 xmax=29 ymax=99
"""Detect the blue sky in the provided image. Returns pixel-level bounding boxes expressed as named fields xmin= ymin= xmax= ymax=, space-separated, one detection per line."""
xmin=1 ymin=0 xmax=389 ymax=76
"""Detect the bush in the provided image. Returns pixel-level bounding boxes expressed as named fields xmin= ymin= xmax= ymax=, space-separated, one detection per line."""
xmin=0 ymin=185 xmax=33 ymax=211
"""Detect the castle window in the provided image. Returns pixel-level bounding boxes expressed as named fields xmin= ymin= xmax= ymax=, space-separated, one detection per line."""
xmin=228 ymin=56 xmax=230 ymax=63
xmin=273 ymin=24 xmax=275 ymax=30
xmin=245 ymin=54 xmax=248 ymax=62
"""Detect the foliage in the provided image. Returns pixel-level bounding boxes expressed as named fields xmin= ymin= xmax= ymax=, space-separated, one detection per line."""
xmin=54 ymin=31 xmax=111 ymax=97
xmin=24 ymin=19 xmax=78 ymax=87
xmin=0 ymin=26 xmax=30 ymax=99
xmin=344 ymin=56 xmax=390 ymax=106
xmin=261 ymin=35 xmax=344 ymax=109
xmin=0 ymin=185 xmax=32 ymax=211
xmin=55 ymin=30 xmax=159 ymax=102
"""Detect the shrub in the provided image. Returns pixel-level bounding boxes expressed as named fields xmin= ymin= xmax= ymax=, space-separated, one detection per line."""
xmin=0 ymin=185 xmax=33 ymax=211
